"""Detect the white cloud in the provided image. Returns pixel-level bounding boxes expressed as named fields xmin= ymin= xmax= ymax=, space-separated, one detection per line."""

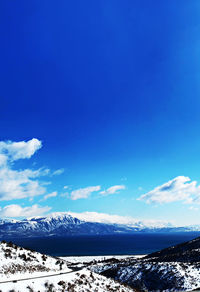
xmin=0 ymin=168 xmax=46 ymax=201
xmin=0 ymin=138 xmax=42 ymax=161
xmin=100 ymin=185 xmax=126 ymax=196
xmin=70 ymin=186 xmax=101 ymax=200
xmin=0 ymin=204 xmax=51 ymax=218
xmin=67 ymin=211 xmax=171 ymax=228
xmin=0 ymin=139 xmax=51 ymax=201
xmin=63 ymin=186 xmax=68 ymax=189
xmin=138 ymin=176 xmax=200 ymax=204
xmin=43 ymin=191 xmax=57 ymax=201
xmin=52 ymin=169 xmax=64 ymax=176
xmin=0 ymin=154 xmax=7 ymax=167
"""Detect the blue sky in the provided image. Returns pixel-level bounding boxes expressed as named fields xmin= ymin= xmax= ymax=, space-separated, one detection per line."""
xmin=1 ymin=1 xmax=200 ymax=226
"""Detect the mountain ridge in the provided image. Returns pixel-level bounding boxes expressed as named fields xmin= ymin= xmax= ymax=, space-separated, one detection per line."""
xmin=0 ymin=212 xmax=199 ymax=238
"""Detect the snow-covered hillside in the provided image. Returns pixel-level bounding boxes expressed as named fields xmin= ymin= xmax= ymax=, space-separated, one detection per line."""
xmin=0 ymin=268 xmax=135 ymax=292
xmin=89 ymin=236 xmax=200 ymax=291
xmin=0 ymin=241 xmax=134 ymax=292
xmin=0 ymin=241 xmax=70 ymax=280
xmin=91 ymin=259 xmax=200 ymax=291
xmin=1 ymin=236 xmax=200 ymax=291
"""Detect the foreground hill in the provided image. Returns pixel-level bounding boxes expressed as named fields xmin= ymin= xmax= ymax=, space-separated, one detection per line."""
xmin=0 ymin=241 xmax=134 ymax=292
xmin=0 ymin=213 xmax=200 ymax=238
xmin=0 ymin=240 xmax=70 ymax=278
xmin=1 ymin=236 xmax=200 ymax=291
xmin=90 ymin=236 xmax=200 ymax=291
xmin=145 ymin=235 xmax=200 ymax=262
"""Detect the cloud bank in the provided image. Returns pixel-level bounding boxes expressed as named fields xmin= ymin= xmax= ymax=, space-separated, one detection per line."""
xmin=67 ymin=211 xmax=170 ymax=228
xmin=0 ymin=204 xmax=51 ymax=218
xmin=138 ymin=176 xmax=200 ymax=204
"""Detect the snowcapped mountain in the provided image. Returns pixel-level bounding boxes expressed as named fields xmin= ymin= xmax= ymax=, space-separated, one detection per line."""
xmin=0 ymin=212 xmax=199 ymax=238
xmin=0 ymin=213 xmax=141 ymax=238
xmin=66 ymin=211 xmax=173 ymax=229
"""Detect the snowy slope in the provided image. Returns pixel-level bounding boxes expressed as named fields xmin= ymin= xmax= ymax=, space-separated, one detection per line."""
xmin=88 ymin=236 xmax=200 ymax=291
xmin=0 ymin=241 xmax=135 ymax=292
xmin=0 ymin=241 xmax=70 ymax=281
xmin=91 ymin=259 xmax=200 ymax=291
xmin=0 ymin=268 xmax=135 ymax=292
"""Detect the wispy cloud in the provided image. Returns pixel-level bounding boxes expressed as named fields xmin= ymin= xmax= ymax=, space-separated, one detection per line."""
xmin=43 ymin=191 xmax=58 ymax=201
xmin=70 ymin=186 xmax=101 ymax=200
xmin=52 ymin=168 xmax=64 ymax=176
xmin=138 ymin=176 xmax=200 ymax=204
xmin=0 ymin=204 xmax=51 ymax=218
xmin=100 ymin=185 xmax=126 ymax=196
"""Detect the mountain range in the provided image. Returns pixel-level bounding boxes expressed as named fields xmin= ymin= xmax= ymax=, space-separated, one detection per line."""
xmin=0 ymin=213 xmax=200 ymax=238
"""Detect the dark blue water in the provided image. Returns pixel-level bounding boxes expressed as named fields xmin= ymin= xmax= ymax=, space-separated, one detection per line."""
xmin=5 ymin=232 xmax=200 ymax=257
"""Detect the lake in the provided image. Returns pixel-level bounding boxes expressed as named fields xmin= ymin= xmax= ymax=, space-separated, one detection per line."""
xmin=4 ymin=232 xmax=200 ymax=257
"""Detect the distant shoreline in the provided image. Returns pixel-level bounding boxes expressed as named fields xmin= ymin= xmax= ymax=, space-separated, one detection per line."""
xmin=61 ymin=254 xmax=146 ymax=263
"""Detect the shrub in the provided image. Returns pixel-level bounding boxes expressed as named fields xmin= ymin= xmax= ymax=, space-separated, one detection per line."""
xmin=26 ymin=286 xmax=34 ymax=292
